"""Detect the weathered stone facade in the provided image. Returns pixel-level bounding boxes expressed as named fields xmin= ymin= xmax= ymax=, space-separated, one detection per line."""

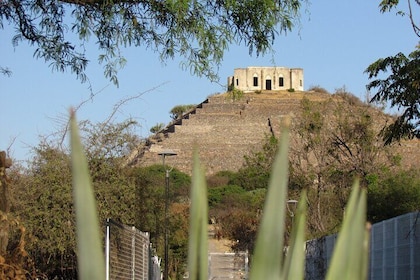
xmin=228 ymin=66 xmax=304 ymax=92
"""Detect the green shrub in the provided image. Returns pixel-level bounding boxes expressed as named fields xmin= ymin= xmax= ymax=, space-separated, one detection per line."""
xmin=70 ymin=114 xmax=369 ymax=280
xmin=208 ymin=184 xmax=245 ymax=207
xmin=368 ymin=168 xmax=420 ymax=223
xmin=227 ymin=88 xmax=244 ymax=101
xmin=308 ymin=85 xmax=330 ymax=94
xmin=188 ymin=118 xmax=369 ymax=280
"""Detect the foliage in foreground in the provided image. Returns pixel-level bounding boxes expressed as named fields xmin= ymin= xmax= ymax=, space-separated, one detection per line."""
xmin=365 ymin=0 xmax=420 ymax=144
xmin=7 ymin=90 xmax=419 ymax=278
xmin=2 ymin=0 xmax=305 ymax=84
xmin=188 ymin=118 xmax=369 ymax=280
xmin=366 ymin=46 xmax=420 ymax=143
xmin=69 ymin=114 xmax=369 ymax=280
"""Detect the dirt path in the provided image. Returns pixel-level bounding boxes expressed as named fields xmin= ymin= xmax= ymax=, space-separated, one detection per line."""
xmin=208 ymin=225 xmax=233 ymax=253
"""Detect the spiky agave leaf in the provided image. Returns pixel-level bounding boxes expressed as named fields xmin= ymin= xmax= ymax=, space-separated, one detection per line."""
xmin=326 ymin=180 xmax=369 ymax=280
xmin=282 ymin=191 xmax=307 ymax=280
xmin=70 ymin=110 xmax=105 ymax=280
xmin=187 ymin=150 xmax=208 ymax=280
xmin=249 ymin=117 xmax=291 ymax=280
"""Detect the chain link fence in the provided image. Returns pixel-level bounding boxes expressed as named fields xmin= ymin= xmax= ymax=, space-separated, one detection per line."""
xmin=105 ymin=218 xmax=160 ymax=280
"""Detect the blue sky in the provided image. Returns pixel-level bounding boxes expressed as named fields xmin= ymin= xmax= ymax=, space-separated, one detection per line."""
xmin=1 ymin=1 xmax=418 ymax=164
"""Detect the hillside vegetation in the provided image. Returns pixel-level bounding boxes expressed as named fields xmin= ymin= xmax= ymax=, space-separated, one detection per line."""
xmin=1 ymin=88 xmax=419 ymax=279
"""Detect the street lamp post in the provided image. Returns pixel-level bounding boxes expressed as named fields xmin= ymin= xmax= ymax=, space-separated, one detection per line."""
xmin=286 ymin=199 xmax=298 ymax=225
xmin=158 ymin=150 xmax=177 ymax=280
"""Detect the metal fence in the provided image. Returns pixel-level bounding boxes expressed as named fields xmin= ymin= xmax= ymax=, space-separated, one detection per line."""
xmin=305 ymin=234 xmax=337 ymax=279
xmin=105 ymin=212 xmax=420 ymax=279
xmin=208 ymin=252 xmax=248 ymax=280
xmin=304 ymin=211 xmax=420 ymax=280
xmin=370 ymin=211 xmax=420 ymax=280
xmin=105 ymin=218 xmax=161 ymax=280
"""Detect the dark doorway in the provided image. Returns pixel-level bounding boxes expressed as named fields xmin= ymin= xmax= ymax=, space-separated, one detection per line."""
xmin=266 ymin=80 xmax=272 ymax=90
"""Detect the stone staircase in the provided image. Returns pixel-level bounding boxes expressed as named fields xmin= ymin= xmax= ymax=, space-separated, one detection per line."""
xmin=127 ymin=90 xmax=329 ymax=175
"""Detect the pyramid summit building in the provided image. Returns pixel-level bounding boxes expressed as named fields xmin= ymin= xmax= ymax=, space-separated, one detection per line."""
xmin=228 ymin=66 xmax=304 ymax=92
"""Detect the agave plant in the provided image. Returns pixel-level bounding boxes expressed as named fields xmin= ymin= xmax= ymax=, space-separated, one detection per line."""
xmin=187 ymin=117 xmax=369 ymax=280
xmin=70 ymin=111 xmax=105 ymax=280
xmin=70 ymin=111 xmax=369 ymax=280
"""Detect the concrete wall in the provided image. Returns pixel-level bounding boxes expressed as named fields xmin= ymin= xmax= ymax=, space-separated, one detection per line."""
xmin=228 ymin=66 xmax=304 ymax=92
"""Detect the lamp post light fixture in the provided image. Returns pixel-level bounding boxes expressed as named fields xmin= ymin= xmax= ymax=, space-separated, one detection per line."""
xmin=158 ymin=150 xmax=177 ymax=280
xmin=286 ymin=199 xmax=298 ymax=223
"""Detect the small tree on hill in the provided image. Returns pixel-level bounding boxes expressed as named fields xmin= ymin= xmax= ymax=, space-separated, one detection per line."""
xmin=170 ymin=104 xmax=196 ymax=120
xmin=150 ymin=123 xmax=165 ymax=134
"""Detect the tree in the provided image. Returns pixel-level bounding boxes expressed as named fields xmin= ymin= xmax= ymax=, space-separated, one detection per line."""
xmin=11 ymin=143 xmax=77 ymax=278
xmin=9 ymin=118 xmax=143 ymax=278
xmin=290 ymin=93 xmax=398 ymax=236
xmin=0 ymin=151 xmax=12 ymax=256
xmin=169 ymin=104 xmax=196 ymax=120
xmin=216 ymin=188 xmax=266 ymax=254
xmin=1 ymin=0 xmax=305 ymax=85
xmin=365 ymin=0 xmax=420 ymax=144
xmin=365 ymin=46 xmax=420 ymax=144
xmin=130 ymin=164 xmax=190 ymax=279
xmin=378 ymin=0 xmax=419 ymax=37
xmin=367 ymin=168 xmax=420 ymax=223
xmin=234 ymin=134 xmax=278 ymax=191
xmin=150 ymin=123 xmax=165 ymax=134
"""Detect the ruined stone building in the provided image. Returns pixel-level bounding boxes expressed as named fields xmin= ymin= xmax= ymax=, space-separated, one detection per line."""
xmin=126 ymin=67 xmax=419 ymax=176
xmin=227 ymin=66 xmax=304 ymax=92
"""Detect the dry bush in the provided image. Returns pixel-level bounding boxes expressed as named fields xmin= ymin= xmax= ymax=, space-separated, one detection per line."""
xmin=307 ymin=85 xmax=330 ymax=94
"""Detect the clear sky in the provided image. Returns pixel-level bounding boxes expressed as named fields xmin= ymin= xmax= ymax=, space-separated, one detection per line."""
xmin=1 ymin=1 xmax=418 ymax=164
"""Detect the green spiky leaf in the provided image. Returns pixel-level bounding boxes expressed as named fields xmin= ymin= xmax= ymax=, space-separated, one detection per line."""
xmin=70 ymin=110 xmax=105 ymax=280
xmin=187 ymin=150 xmax=208 ymax=280
xmin=249 ymin=117 xmax=291 ymax=280
xmin=282 ymin=191 xmax=307 ymax=280
xmin=326 ymin=180 xmax=369 ymax=280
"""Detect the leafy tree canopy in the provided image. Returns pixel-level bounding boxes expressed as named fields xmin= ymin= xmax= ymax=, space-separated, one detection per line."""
xmin=1 ymin=0 xmax=304 ymax=85
xmin=150 ymin=122 xmax=165 ymax=134
xmin=365 ymin=0 xmax=420 ymax=143
xmin=366 ymin=47 xmax=420 ymax=143
xmin=367 ymin=168 xmax=420 ymax=223
xmin=170 ymin=104 xmax=196 ymax=120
